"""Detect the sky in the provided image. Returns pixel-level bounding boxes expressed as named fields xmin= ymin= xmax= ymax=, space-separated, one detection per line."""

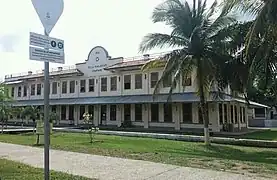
xmin=0 ymin=0 xmax=239 ymax=80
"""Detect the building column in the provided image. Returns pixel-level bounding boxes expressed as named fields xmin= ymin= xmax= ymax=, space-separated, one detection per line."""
xmin=215 ymin=103 xmax=220 ymax=132
xmin=209 ymin=103 xmax=220 ymax=132
xmin=66 ymin=105 xmax=69 ymax=121
xmin=131 ymin=104 xmax=135 ymax=122
xmin=159 ymin=104 xmax=164 ymax=122
xmin=143 ymin=104 xmax=149 ymax=128
xmin=56 ymin=105 xmax=61 ymax=125
xmin=116 ymin=104 xmax=122 ymax=127
xmin=173 ymin=103 xmax=180 ymax=130
xmin=222 ymin=103 xmax=225 ymax=124
xmin=245 ymin=106 xmax=248 ymax=128
xmin=103 ymin=104 xmax=111 ymax=126
xmin=227 ymin=103 xmax=231 ymax=124
xmin=85 ymin=105 xmax=88 ymax=114
xmin=74 ymin=105 xmax=79 ymax=126
xmin=237 ymin=105 xmax=241 ymax=131
xmin=94 ymin=105 xmax=99 ymax=126
xmin=192 ymin=103 xmax=199 ymax=124
xmin=232 ymin=103 xmax=235 ymax=124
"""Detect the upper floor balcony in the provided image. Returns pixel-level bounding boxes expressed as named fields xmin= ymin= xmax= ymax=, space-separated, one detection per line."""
xmin=4 ymin=46 xmax=232 ymax=101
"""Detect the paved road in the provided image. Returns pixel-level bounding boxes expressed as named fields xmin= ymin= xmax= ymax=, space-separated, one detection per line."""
xmin=0 ymin=142 xmax=269 ymax=180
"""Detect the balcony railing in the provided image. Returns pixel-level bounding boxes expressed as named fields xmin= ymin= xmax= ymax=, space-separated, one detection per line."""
xmin=4 ymin=50 xmax=175 ymax=80
xmin=123 ymin=51 xmax=172 ymax=62
xmin=5 ymin=65 xmax=77 ymax=80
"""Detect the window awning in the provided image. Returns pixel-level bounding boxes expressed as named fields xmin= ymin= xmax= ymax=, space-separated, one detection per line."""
xmin=10 ymin=93 xmax=232 ymax=107
xmin=233 ymin=98 xmax=269 ymax=108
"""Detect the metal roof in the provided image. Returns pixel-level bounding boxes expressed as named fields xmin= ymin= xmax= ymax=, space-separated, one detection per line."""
xmin=233 ymin=98 xmax=270 ymax=108
xmin=105 ymin=60 xmax=147 ymax=70
xmin=4 ymin=80 xmax=23 ymax=85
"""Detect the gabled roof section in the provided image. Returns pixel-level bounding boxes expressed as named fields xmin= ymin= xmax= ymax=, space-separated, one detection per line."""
xmin=104 ymin=60 xmax=147 ymax=70
xmin=104 ymin=51 xmax=170 ymax=71
xmin=4 ymin=66 xmax=84 ymax=83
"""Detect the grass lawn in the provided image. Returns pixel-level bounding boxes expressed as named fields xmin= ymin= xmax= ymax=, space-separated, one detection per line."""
xmin=0 ymin=158 xmax=94 ymax=180
xmin=0 ymin=133 xmax=277 ymax=178
xmin=241 ymin=129 xmax=277 ymax=141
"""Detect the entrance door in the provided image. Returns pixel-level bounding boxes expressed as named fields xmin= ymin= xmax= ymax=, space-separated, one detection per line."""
xmin=124 ymin=104 xmax=131 ymax=122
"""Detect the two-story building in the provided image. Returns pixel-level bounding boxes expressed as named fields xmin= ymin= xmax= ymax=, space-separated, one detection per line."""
xmin=4 ymin=46 xmax=268 ymax=132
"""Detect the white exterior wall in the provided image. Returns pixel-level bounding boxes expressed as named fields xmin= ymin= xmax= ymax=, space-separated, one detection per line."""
xmin=5 ymin=46 xmax=250 ymax=132
xmin=9 ymin=46 xmax=197 ymax=101
xmin=8 ymin=102 xmax=248 ymax=133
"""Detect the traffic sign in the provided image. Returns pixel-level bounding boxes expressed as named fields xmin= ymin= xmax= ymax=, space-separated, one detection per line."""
xmin=31 ymin=0 xmax=64 ymax=35
xmin=29 ymin=32 xmax=64 ymax=51
xmin=31 ymin=1 xmax=64 ymax=179
xmin=29 ymin=46 xmax=64 ymax=64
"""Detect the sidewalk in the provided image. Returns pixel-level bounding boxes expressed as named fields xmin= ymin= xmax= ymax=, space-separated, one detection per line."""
xmin=0 ymin=142 xmax=269 ymax=180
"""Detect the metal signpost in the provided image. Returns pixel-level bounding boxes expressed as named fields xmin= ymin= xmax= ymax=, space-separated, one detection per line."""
xmin=31 ymin=0 xmax=64 ymax=179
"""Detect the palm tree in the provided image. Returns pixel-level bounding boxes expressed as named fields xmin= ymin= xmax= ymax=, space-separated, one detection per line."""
xmin=219 ymin=20 xmax=277 ymax=101
xmin=222 ymin=0 xmax=277 ymax=89
xmin=139 ymin=0 xmax=235 ymax=145
xmin=11 ymin=107 xmax=26 ymax=126
xmin=215 ymin=22 xmax=253 ymax=96
xmin=222 ymin=0 xmax=277 ymax=47
xmin=22 ymin=106 xmax=41 ymax=133
xmin=0 ymin=106 xmax=12 ymax=133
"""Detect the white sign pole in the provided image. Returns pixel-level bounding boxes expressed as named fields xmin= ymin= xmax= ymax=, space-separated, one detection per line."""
xmin=31 ymin=1 xmax=64 ymax=180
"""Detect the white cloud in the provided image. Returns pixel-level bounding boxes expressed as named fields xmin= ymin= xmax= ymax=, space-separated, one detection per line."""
xmin=0 ymin=35 xmax=21 ymax=52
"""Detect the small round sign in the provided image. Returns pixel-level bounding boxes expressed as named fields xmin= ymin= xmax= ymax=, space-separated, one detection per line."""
xmin=51 ymin=40 xmax=56 ymax=48
xmin=58 ymin=42 xmax=63 ymax=49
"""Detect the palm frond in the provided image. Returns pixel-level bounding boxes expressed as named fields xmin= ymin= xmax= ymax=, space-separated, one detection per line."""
xmin=166 ymin=55 xmax=194 ymax=101
xmin=150 ymin=49 xmax=188 ymax=95
xmin=206 ymin=15 xmax=236 ymax=38
xmin=220 ymin=0 xmax=261 ymax=17
xmin=139 ymin=33 xmax=187 ymax=53
xmin=152 ymin=0 xmax=190 ymax=26
xmin=205 ymin=0 xmax=218 ymax=19
xmin=141 ymin=59 xmax=167 ymax=72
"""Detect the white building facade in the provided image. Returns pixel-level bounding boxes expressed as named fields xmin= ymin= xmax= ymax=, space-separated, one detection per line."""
xmin=4 ymin=46 xmax=267 ymax=132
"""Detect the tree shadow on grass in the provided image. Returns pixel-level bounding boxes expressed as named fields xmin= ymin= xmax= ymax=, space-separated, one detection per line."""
xmin=241 ymin=129 xmax=277 ymax=140
xmin=157 ymin=144 xmax=277 ymax=166
xmin=33 ymin=144 xmax=44 ymax=147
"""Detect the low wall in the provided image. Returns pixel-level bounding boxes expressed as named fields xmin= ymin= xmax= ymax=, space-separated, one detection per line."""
xmin=264 ymin=120 xmax=277 ymax=127
xmin=54 ymin=128 xmax=277 ymax=148
xmin=249 ymin=118 xmax=277 ymax=128
xmin=248 ymin=119 xmax=265 ymax=127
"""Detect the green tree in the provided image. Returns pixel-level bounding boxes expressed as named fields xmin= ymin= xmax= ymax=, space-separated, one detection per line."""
xmin=217 ymin=20 xmax=277 ymax=108
xmin=0 ymin=105 xmax=11 ymax=133
xmin=83 ymin=113 xmax=99 ymax=143
xmin=11 ymin=107 xmax=25 ymax=126
xmin=222 ymin=0 xmax=277 ymax=50
xmin=0 ymin=82 xmax=12 ymax=133
xmin=215 ymin=21 xmax=254 ymax=98
xmin=22 ymin=106 xmax=41 ymax=133
xmin=139 ymin=0 xmax=235 ymax=145
xmin=222 ymin=0 xmax=277 ymax=91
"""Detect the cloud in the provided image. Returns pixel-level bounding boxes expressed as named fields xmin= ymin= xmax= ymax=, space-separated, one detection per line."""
xmin=0 ymin=35 xmax=21 ymax=52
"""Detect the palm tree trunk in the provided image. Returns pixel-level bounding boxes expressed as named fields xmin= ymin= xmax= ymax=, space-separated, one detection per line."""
xmin=197 ymin=59 xmax=210 ymax=145
xmin=199 ymin=84 xmax=210 ymax=145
